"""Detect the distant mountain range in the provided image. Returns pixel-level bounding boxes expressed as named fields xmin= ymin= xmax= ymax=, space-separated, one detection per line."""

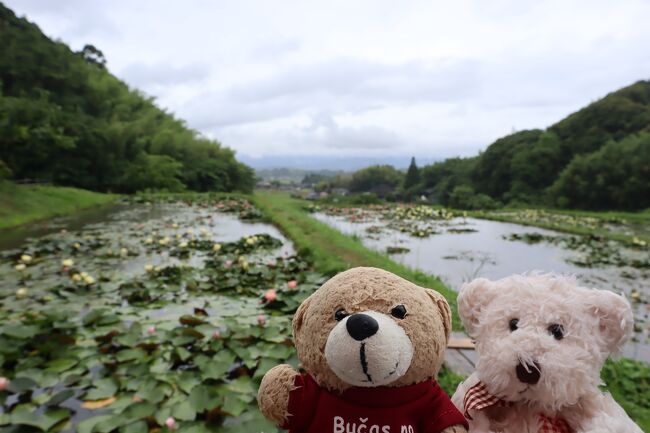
xmin=240 ymin=155 xmax=441 ymax=172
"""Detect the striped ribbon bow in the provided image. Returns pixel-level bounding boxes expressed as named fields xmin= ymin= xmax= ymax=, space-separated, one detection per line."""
xmin=463 ymin=381 xmax=573 ymax=433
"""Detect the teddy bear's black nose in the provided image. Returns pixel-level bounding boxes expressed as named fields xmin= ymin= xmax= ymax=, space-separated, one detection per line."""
xmin=516 ymin=361 xmax=541 ymax=385
xmin=346 ymin=313 xmax=379 ymax=341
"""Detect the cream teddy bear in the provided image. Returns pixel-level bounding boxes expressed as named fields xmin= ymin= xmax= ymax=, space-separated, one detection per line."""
xmin=451 ymin=274 xmax=642 ymax=433
xmin=258 ymin=267 xmax=468 ymax=433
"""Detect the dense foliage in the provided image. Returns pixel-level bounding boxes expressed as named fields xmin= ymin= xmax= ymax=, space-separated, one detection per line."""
xmin=0 ymin=4 xmax=254 ymax=193
xmin=348 ymin=165 xmax=403 ymax=198
xmin=548 ymin=133 xmax=650 ymax=209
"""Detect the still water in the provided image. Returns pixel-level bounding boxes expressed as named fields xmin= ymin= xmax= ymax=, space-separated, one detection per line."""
xmin=314 ymin=213 xmax=650 ymax=361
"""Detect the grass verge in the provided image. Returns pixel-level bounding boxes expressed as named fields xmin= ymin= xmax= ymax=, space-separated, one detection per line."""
xmin=0 ymin=182 xmax=118 ymax=230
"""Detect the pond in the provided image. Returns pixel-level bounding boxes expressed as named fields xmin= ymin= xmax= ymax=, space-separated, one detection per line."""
xmin=0 ymin=197 xmax=323 ymax=433
xmin=312 ymin=208 xmax=650 ymax=362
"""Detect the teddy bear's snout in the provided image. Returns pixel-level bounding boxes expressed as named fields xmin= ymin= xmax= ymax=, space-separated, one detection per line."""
xmin=346 ymin=313 xmax=379 ymax=341
xmin=515 ymin=360 xmax=541 ymax=385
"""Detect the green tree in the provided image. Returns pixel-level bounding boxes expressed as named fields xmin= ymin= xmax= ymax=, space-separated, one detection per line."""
xmin=508 ymin=131 xmax=565 ymax=203
xmin=403 ymin=157 xmax=420 ymax=189
xmin=548 ymin=133 xmax=650 ymax=210
xmin=119 ymin=154 xmax=185 ymax=193
xmin=448 ymin=185 xmax=499 ymax=210
xmin=0 ymin=3 xmax=255 ymax=194
xmin=471 ymin=129 xmax=542 ymax=200
xmin=420 ymin=157 xmax=478 ymax=205
xmin=348 ymin=165 xmax=403 ymax=198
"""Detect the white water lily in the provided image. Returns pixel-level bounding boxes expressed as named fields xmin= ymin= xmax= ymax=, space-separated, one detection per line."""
xmin=144 ymin=237 xmax=153 ymax=244
xmin=179 ymin=241 xmax=188 ymax=248
xmin=144 ymin=264 xmax=154 ymax=273
xmin=120 ymin=248 xmax=128 ymax=257
xmin=212 ymin=243 xmax=221 ymax=252
xmin=71 ymin=273 xmax=82 ymax=282
xmin=73 ymin=242 xmax=81 ymax=250
xmin=16 ymin=288 xmax=28 ymax=299
xmin=159 ymin=237 xmax=170 ymax=246
xmin=14 ymin=263 xmax=26 ymax=271
xmin=62 ymin=259 xmax=74 ymax=267
xmin=83 ymin=275 xmax=95 ymax=285
xmin=20 ymin=254 xmax=33 ymax=263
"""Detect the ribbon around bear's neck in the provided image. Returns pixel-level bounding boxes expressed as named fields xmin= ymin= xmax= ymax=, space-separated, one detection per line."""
xmin=463 ymin=381 xmax=573 ymax=433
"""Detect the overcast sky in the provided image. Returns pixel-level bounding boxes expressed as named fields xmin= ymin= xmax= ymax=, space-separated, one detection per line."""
xmin=7 ymin=0 xmax=650 ymax=165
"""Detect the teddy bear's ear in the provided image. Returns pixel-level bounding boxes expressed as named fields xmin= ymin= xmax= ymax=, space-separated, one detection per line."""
xmin=292 ymin=295 xmax=312 ymax=336
xmin=583 ymin=289 xmax=633 ymax=355
xmin=425 ymin=289 xmax=452 ymax=342
xmin=457 ymin=277 xmax=497 ymax=335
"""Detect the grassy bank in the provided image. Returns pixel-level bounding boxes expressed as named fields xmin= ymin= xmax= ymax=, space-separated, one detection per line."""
xmin=252 ymin=191 xmax=462 ymax=329
xmin=0 ymin=182 xmax=118 ymax=230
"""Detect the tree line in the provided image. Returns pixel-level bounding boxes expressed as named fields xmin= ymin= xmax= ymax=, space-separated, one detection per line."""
xmin=313 ymin=80 xmax=650 ymax=210
xmin=0 ymin=4 xmax=254 ymax=193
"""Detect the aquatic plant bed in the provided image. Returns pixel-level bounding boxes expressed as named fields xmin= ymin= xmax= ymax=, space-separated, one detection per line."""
xmin=306 ymin=204 xmax=458 ymax=238
xmin=0 ymin=197 xmax=325 ymax=433
xmin=474 ymin=208 xmax=650 ymax=244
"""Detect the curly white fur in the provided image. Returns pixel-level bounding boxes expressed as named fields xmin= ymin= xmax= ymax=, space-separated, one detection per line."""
xmin=450 ymin=273 xmax=642 ymax=433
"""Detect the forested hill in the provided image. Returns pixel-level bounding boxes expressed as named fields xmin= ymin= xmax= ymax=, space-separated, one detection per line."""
xmin=0 ymin=3 xmax=254 ymax=193
xmin=417 ymin=79 xmax=650 ymax=210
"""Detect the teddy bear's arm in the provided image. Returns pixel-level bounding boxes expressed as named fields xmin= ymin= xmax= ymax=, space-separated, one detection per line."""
xmin=257 ymin=364 xmax=300 ymax=426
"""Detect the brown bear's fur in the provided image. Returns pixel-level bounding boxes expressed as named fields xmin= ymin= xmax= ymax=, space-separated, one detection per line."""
xmin=257 ymin=267 xmax=467 ymax=433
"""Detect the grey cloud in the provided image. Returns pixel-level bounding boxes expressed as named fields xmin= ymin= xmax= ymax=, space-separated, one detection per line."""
xmin=119 ymin=62 xmax=211 ymax=88
xmin=303 ymin=113 xmax=400 ymax=150
xmin=181 ymin=57 xmax=480 ymax=130
xmin=250 ymin=38 xmax=301 ymax=60
xmin=227 ymin=57 xmax=480 ymax=104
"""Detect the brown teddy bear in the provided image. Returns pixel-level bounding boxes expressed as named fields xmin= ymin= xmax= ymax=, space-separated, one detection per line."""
xmin=257 ymin=267 xmax=468 ymax=433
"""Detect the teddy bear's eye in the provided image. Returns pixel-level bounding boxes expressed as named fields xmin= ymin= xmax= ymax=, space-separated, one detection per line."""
xmin=391 ymin=305 xmax=407 ymax=319
xmin=509 ymin=318 xmax=519 ymax=331
xmin=334 ymin=309 xmax=348 ymax=321
xmin=548 ymin=324 xmax=565 ymax=340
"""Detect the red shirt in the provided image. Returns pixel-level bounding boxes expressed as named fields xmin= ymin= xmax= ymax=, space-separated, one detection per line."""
xmin=281 ymin=374 xmax=468 ymax=433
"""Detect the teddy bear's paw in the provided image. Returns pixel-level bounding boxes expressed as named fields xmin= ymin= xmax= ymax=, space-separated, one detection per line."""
xmin=257 ymin=364 xmax=299 ymax=425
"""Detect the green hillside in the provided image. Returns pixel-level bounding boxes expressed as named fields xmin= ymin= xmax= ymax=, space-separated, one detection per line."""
xmin=0 ymin=3 xmax=253 ymax=193
xmin=419 ymin=80 xmax=650 ymax=210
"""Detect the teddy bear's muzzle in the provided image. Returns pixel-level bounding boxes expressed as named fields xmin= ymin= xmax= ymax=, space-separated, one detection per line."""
xmin=324 ymin=310 xmax=414 ymax=387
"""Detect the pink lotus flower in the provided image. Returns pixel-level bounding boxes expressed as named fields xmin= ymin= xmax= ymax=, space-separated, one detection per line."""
xmin=257 ymin=315 xmax=266 ymax=326
xmin=212 ymin=330 xmax=221 ymax=340
xmin=147 ymin=326 xmax=156 ymax=335
xmin=165 ymin=417 xmax=176 ymax=430
xmin=224 ymin=260 xmax=233 ymax=269
xmin=287 ymin=280 xmax=298 ymax=289
xmin=0 ymin=377 xmax=9 ymax=391
xmin=264 ymin=289 xmax=277 ymax=302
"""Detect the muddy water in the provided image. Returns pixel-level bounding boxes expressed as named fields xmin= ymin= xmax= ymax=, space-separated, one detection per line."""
xmin=314 ymin=213 xmax=650 ymax=361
